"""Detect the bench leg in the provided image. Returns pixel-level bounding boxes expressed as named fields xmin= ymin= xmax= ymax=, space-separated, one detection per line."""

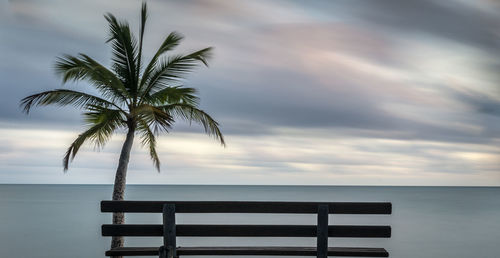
xmin=159 ymin=245 xmax=177 ymax=258
xmin=317 ymin=204 xmax=329 ymax=258
xmin=163 ymin=204 xmax=177 ymax=258
xmin=159 ymin=246 xmax=166 ymax=258
xmin=167 ymin=246 xmax=176 ymax=258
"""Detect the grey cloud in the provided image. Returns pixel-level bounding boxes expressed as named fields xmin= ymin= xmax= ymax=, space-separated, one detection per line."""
xmin=451 ymin=88 xmax=500 ymax=116
xmin=2 ymin=0 xmax=499 ymax=147
xmin=342 ymin=0 xmax=500 ymax=51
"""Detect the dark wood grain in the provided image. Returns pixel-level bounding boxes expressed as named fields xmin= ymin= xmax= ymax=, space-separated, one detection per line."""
xmin=101 ymin=201 xmax=392 ymax=257
xmin=101 ymin=201 xmax=392 ymax=214
xmin=163 ymin=204 xmax=176 ymax=258
xmin=105 ymin=246 xmax=389 ymax=257
xmin=102 ymin=224 xmax=391 ymax=238
xmin=316 ymin=204 xmax=329 ymax=258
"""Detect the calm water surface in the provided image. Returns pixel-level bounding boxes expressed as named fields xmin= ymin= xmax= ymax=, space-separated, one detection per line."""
xmin=0 ymin=185 xmax=499 ymax=258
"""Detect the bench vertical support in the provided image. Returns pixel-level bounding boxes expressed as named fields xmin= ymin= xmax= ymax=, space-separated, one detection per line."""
xmin=160 ymin=204 xmax=176 ymax=258
xmin=159 ymin=246 xmax=166 ymax=258
xmin=317 ymin=204 xmax=329 ymax=258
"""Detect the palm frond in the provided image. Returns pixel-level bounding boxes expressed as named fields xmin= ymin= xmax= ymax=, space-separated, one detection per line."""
xmin=54 ymin=54 xmax=130 ymax=102
xmin=136 ymin=2 xmax=148 ymax=80
xmin=20 ymin=89 xmax=123 ymax=114
xmin=82 ymin=106 xmax=126 ymax=148
xmin=105 ymin=12 xmax=139 ymax=95
xmin=160 ymin=103 xmax=225 ymax=146
xmin=139 ymin=47 xmax=212 ymax=100
xmin=63 ymin=106 xmax=125 ymax=171
xmin=139 ymin=31 xmax=184 ymax=89
xmin=134 ymin=104 xmax=174 ymax=133
xmin=146 ymin=86 xmax=199 ymax=105
xmin=137 ymin=120 xmax=160 ymax=171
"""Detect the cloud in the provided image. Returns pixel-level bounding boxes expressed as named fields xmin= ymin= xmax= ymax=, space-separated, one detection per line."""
xmin=1 ymin=0 xmax=499 ymax=185
xmin=341 ymin=0 xmax=500 ymax=50
xmin=0 ymin=126 xmax=498 ymax=185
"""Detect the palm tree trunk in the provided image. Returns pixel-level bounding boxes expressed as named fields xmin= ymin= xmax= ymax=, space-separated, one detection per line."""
xmin=110 ymin=122 xmax=135 ymax=257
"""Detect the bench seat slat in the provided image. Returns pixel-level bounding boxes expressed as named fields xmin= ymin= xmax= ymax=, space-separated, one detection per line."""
xmin=106 ymin=246 xmax=389 ymax=257
xmin=102 ymin=224 xmax=391 ymax=238
xmin=101 ymin=201 xmax=392 ymax=214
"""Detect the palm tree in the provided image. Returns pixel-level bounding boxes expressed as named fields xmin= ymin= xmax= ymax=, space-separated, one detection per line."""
xmin=20 ymin=2 xmax=224 ymax=252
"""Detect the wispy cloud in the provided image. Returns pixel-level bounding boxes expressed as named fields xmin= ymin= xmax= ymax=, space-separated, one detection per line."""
xmin=1 ymin=0 xmax=499 ymax=185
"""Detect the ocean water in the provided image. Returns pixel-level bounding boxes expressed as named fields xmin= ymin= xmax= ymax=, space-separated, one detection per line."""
xmin=0 ymin=185 xmax=499 ymax=258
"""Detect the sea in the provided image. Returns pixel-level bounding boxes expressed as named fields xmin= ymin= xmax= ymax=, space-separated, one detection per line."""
xmin=0 ymin=185 xmax=499 ymax=258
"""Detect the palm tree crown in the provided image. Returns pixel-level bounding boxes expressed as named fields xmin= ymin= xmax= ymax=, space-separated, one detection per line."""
xmin=20 ymin=3 xmax=225 ymax=172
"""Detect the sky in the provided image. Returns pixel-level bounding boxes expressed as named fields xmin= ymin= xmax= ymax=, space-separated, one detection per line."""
xmin=1 ymin=0 xmax=500 ymax=185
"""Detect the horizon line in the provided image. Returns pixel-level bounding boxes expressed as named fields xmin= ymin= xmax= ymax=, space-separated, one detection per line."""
xmin=1 ymin=183 xmax=499 ymax=188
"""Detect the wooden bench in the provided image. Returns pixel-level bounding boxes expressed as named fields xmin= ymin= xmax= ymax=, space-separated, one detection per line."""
xmin=101 ymin=201 xmax=392 ymax=257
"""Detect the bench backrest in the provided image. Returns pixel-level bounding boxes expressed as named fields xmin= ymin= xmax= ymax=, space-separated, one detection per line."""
xmin=101 ymin=201 xmax=392 ymax=257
